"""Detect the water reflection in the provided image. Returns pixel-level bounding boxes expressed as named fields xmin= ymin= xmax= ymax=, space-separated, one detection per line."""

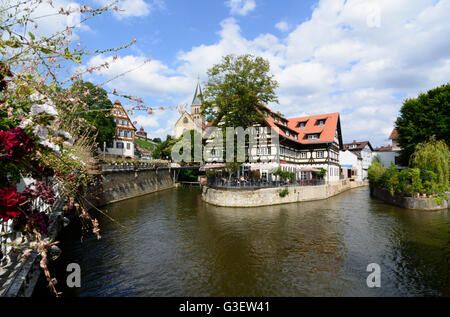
xmin=46 ymin=187 xmax=449 ymax=297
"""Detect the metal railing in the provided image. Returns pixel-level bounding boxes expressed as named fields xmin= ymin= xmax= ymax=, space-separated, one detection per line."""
xmin=0 ymin=178 xmax=65 ymax=266
xmin=206 ymin=178 xmax=325 ymax=190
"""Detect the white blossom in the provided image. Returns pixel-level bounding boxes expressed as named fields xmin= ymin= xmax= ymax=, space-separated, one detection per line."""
xmin=40 ymin=140 xmax=60 ymax=154
xmin=30 ymin=103 xmax=58 ymax=116
xmin=33 ymin=125 xmax=49 ymax=141
xmin=55 ymin=130 xmax=74 ymax=144
xmin=19 ymin=118 xmax=33 ymax=128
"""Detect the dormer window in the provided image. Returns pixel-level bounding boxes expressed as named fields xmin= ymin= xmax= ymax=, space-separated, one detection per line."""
xmin=350 ymin=144 xmax=357 ymax=149
xmin=285 ymin=130 xmax=290 ymax=137
xmin=317 ymin=119 xmax=326 ymax=126
xmin=307 ymin=134 xmax=320 ymax=140
xmin=297 ymin=121 xmax=307 ymax=129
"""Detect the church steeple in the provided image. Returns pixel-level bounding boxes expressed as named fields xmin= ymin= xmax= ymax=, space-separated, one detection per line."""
xmin=191 ymin=81 xmax=204 ymax=123
xmin=191 ymin=82 xmax=202 ymax=107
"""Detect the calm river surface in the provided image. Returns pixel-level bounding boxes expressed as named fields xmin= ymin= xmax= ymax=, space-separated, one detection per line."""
xmin=47 ymin=187 xmax=449 ymax=297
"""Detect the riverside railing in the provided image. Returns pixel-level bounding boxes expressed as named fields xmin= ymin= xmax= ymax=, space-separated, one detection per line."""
xmin=206 ymin=178 xmax=325 ymax=190
xmin=0 ymin=178 xmax=64 ymax=266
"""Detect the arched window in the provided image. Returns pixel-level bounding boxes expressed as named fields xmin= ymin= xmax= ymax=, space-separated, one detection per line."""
xmin=183 ymin=117 xmax=189 ymax=124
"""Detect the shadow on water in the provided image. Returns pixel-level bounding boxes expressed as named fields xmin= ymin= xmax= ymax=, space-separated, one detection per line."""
xmin=34 ymin=187 xmax=449 ymax=297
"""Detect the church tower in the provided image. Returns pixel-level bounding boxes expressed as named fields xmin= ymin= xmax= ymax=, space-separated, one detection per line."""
xmin=191 ymin=82 xmax=204 ymax=124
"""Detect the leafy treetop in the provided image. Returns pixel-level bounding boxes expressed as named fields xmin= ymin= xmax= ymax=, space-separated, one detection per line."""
xmin=201 ymin=54 xmax=279 ymax=129
xmin=395 ymin=82 xmax=450 ymax=165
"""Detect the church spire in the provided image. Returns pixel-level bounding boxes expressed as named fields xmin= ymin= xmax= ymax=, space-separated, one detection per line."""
xmin=191 ymin=81 xmax=202 ymax=106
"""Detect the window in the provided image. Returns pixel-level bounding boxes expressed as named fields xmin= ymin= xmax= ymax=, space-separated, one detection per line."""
xmin=317 ymin=119 xmax=326 ymax=126
xmin=285 ymin=130 xmax=290 ymax=136
xmin=317 ymin=151 xmax=324 ymax=158
xmin=116 ymin=142 xmax=124 ymax=149
xmin=257 ymin=147 xmax=270 ymax=155
xmin=298 ymin=122 xmax=306 ymax=129
xmin=300 ymin=152 xmax=307 ymax=159
xmin=183 ymin=117 xmax=188 ymax=124
xmin=126 ymin=143 xmax=130 ymax=150
xmin=261 ymin=171 xmax=268 ymax=180
xmin=307 ymin=134 xmax=319 ymax=140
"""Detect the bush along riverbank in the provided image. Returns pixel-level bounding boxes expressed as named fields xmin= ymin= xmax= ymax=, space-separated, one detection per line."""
xmin=368 ymin=137 xmax=449 ymax=210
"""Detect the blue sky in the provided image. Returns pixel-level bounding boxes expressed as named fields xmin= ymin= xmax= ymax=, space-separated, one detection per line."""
xmin=35 ymin=0 xmax=450 ymax=146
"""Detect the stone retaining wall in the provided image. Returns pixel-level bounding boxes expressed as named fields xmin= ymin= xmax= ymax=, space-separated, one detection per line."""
xmin=372 ymin=187 xmax=449 ymax=210
xmin=202 ymin=180 xmax=368 ymax=207
xmin=91 ymin=166 xmax=175 ymax=206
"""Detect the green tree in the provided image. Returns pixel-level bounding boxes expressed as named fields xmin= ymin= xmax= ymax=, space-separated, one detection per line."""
xmin=202 ymin=54 xmax=279 ymax=129
xmin=368 ymin=159 xmax=386 ymax=190
xmin=395 ymin=82 xmax=450 ymax=165
xmin=410 ymin=136 xmax=449 ymax=192
xmin=153 ymin=135 xmax=179 ymax=160
xmin=68 ymin=81 xmax=116 ymax=147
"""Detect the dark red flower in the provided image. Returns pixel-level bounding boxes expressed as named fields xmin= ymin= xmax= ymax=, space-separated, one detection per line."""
xmin=29 ymin=210 xmax=50 ymax=235
xmin=0 ymin=187 xmax=26 ymax=221
xmin=0 ymin=127 xmax=34 ymax=162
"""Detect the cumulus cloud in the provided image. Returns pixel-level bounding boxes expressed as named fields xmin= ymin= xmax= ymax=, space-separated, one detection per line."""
xmin=85 ymin=0 xmax=450 ymax=145
xmin=275 ymin=20 xmax=290 ymax=32
xmin=226 ymin=0 xmax=256 ymax=16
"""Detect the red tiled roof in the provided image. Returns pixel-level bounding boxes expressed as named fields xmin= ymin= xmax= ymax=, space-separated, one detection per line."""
xmin=389 ymin=128 xmax=399 ymax=140
xmin=258 ymin=108 xmax=340 ymax=145
xmin=343 ymin=140 xmax=373 ymax=151
xmin=374 ymin=145 xmax=393 ymax=152
xmin=206 ymin=105 xmax=341 ymax=146
xmin=287 ymin=112 xmax=340 ymax=144
xmin=205 ymin=120 xmax=215 ymax=128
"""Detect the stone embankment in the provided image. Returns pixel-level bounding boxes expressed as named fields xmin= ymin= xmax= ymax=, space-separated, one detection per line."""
xmin=372 ymin=187 xmax=449 ymax=210
xmin=202 ymin=179 xmax=368 ymax=208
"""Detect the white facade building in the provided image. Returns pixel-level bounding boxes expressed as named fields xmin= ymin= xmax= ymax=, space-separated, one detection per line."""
xmin=203 ymin=106 xmax=344 ymax=183
xmin=339 ymin=150 xmax=363 ymax=181
xmin=373 ymin=129 xmax=406 ymax=168
xmin=105 ymin=100 xmax=137 ymax=159
xmin=343 ymin=141 xmax=374 ymax=180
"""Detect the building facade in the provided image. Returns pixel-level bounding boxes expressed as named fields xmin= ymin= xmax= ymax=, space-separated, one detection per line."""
xmin=174 ymin=83 xmax=205 ymax=139
xmin=339 ymin=150 xmax=363 ymax=181
xmin=342 ymin=141 xmax=373 ymax=180
xmin=106 ymin=100 xmax=137 ymax=158
xmin=203 ymin=105 xmax=344 ymax=183
xmin=373 ymin=128 xmax=405 ymax=168
xmin=135 ymin=126 xmax=147 ymax=140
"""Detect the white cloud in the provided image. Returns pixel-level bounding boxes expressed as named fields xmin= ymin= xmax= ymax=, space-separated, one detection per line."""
xmin=84 ymin=0 xmax=450 ymax=146
xmin=10 ymin=0 xmax=89 ymax=38
xmin=226 ymin=0 xmax=256 ymax=16
xmin=94 ymin=0 xmax=164 ymax=19
xmin=275 ymin=20 xmax=290 ymax=32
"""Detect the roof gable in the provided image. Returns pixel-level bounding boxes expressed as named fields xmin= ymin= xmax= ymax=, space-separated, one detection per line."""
xmin=343 ymin=141 xmax=373 ymax=151
xmin=175 ymin=111 xmax=194 ymax=126
xmin=113 ymin=100 xmax=137 ymax=131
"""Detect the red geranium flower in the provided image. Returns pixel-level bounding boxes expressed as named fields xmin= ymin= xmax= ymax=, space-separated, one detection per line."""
xmin=0 ymin=187 xmax=26 ymax=221
xmin=0 ymin=127 xmax=34 ymax=162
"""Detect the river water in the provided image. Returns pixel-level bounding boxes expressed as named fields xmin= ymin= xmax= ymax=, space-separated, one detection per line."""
xmin=43 ymin=187 xmax=449 ymax=297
